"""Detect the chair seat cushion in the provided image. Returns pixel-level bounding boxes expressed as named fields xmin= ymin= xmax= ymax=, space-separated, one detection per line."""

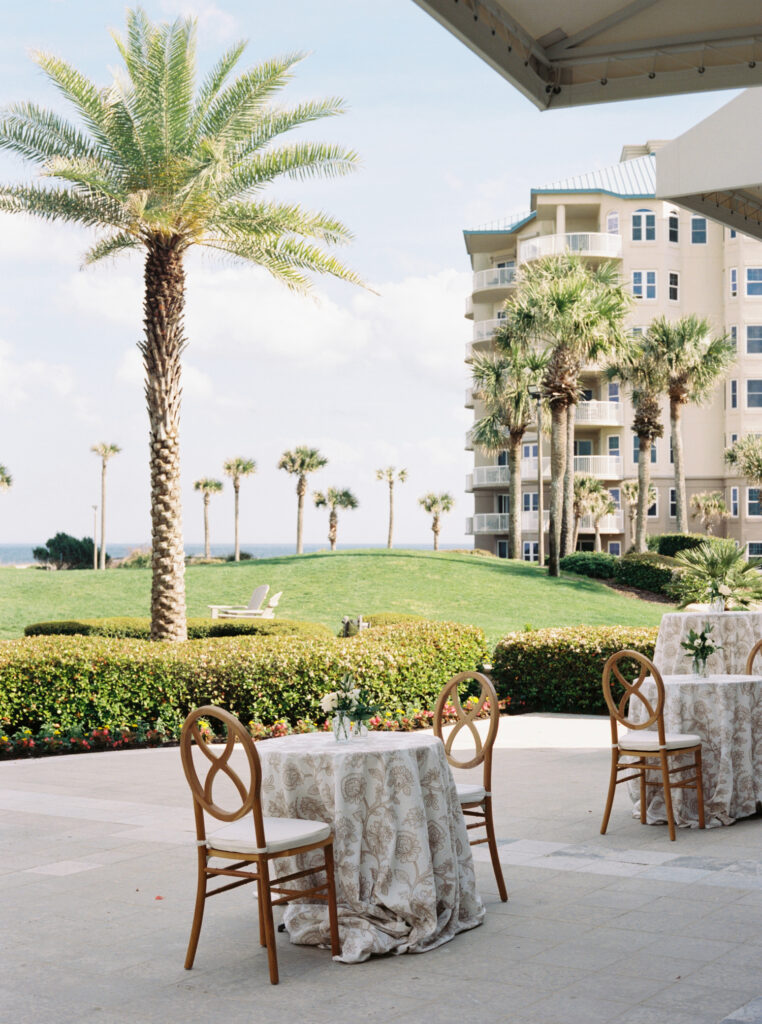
xmin=619 ymin=731 xmax=701 ymax=752
xmin=456 ymin=783 xmax=486 ymax=804
xmin=207 ymin=816 xmax=331 ymax=855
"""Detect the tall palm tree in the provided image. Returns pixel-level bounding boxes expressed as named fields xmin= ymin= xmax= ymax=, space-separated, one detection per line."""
xmin=470 ymin=347 xmax=547 ymax=559
xmin=278 ymin=446 xmax=328 ymax=553
xmin=621 ymin=479 xmax=656 ymax=549
xmin=0 ymin=465 xmax=12 ymax=491
xmin=497 ymin=254 xmax=630 ymax=575
xmin=223 ymin=456 xmax=256 ymax=562
xmin=726 ymin=435 xmax=762 ymax=486
xmin=314 ymin=487 xmax=358 ymax=550
xmin=571 ymin=474 xmax=604 ymax=552
xmin=91 ymin=443 xmax=121 ymax=570
xmin=418 ymin=492 xmax=454 ymax=551
xmin=646 ymin=316 xmax=734 ymax=532
xmin=590 ymin=490 xmax=617 ymax=552
xmin=690 ymin=491 xmax=730 ymax=535
xmin=0 ymin=10 xmax=360 ymax=639
xmin=194 ymin=478 xmax=223 ymax=558
xmin=376 ymin=467 xmax=407 ymax=549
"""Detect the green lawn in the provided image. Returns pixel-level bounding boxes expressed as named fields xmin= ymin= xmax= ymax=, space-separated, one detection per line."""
xmin=0 ymin=549 xmax=665 ymax=645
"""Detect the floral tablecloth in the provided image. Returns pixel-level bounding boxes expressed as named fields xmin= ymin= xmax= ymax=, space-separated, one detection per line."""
xmin=629 ymin=674 xmax=762 ymax=827
xmin=653 ymin=611 xmax=762 ymax=675
xmin=256 ymin=731 xmax=486 ymax=963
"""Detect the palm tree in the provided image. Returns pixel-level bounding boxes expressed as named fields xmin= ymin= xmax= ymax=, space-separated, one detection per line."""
xmin=726 ymin=435 xmax=762 ymax=487
xmin=0 ymin=465 xmax=11 ymax=491
xmin=590 ymin=490 xmax=617 ymax=552
xmin=470 ymin=347 xmax=547 ymax=559
xmin=194 ymin=478 xmax=223 ymax=558
xmin=497 ymin=254 xmax=630 ymax=575
xmin=418 ymin=492 xmax=454 ymax=551
xmin=621 ymin=479 xmax=656 ymax=549
xmin=376 ymin=467 xmax=407 ymax=549
xmin=223 ymin=457 xmax=256 ymax=562
xmin=314 ymin=487 xmax=358 ymax=550
xmin=0 ymin=11 xmax=360 ymax=639
xmin=646 ymin=316 xmax=734 ymax=532
xmin=90 ymin=440 xmax=120 ymax=569
xmin=571 ymin=474 xmax=604 ymax=552
xmin=278 ymin=447 xmax=328 ymax=553
xmin=690 ymin=491 xmax=730 ymax=535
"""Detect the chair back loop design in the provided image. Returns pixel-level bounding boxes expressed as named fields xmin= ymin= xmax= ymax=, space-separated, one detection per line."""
xmin=601 ymin=650 xmax=666 ymax=745
xmin=433 ymin=671 xmax=499 ymax=772
xmin=746 ymin=639 xmax=762 ymax=675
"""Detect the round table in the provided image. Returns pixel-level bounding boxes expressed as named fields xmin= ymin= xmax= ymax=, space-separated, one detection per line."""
xmin=654 ymin=611 xmax=762 ymax=675
xmin=256 ymin=731 xmax=485 ymax=963
xmin=629 ymin=673 xmax=762 ymax=827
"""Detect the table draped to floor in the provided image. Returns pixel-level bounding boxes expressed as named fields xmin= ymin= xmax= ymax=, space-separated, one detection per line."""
xmin=654 ymin=611 xmax=762 ymax=676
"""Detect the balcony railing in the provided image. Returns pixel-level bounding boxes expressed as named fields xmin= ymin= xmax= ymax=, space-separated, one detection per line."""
xmin=519 ymin=455 xmax=622 ymax=478
xmin=473 ymin=317 xmax=505 ymax=342
xmin=575 ymin=401 xmax=623 ymax=425
xmin=521 ymin=510 xmax=550 ymax=530
xmin=472 ymin=465 xmax=510 ymax=487
xmin=472 ymin=266 xmax=517 ymax=295
xmin=466 ymin=514 xmax=511 ymax=535
xmin=577 ymin=511 xmax=624 ymax=533
xmin=465 ymin=430 xmax=474 ymax=451
xmin=466 ymin=509 xmax=624 ymax=536
xmin=464 ymin=295 xmax=474 ymax=319
xmin=519 ymin=232 xmax=623 ymax=264
xmin=465 ymin=386 xmax=475 ymax=409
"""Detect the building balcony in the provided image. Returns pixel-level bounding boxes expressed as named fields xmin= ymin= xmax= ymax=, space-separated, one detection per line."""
xmin=465 ymin=386 xmax=475 ymax=409
xmin=577 ymin=511 xmax=624 ymax=534
xmin=518 ymin=455 xmax=622 ymax=479
xmin=466 ymin=509 xmax=624 ymax=537
xmin=473 ymin=317 xmax=505 ymax=343
xmin=521 ymin=510 xmax=550 ymax=531
xmin=575 ymin=400 xmax=623 ymax=426
xmin=472 ymin=266 xmax=517 ymax=301
xmin=472 ymin=465 xmax=510 ymax=487
xmin=464 ymin=295 xmax=474 ymax=320
xmin=519 ymin=232 xmax=622 ymax=264
xmin=465 ymin=430 xmax=473 ymax=451
xmin=466 ymin=513 xmax=511 ymax=535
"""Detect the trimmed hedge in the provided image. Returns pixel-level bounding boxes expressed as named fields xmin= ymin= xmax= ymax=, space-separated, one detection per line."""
xmin=491 ymin=625 xmax=659 ymax=714
xmin=559 ymin=552 xmax=617 ymax=579
xmin=613 ymin=553 xmax=677 ymax=594
xmin=0 ymin=620 xmax=489 ymax=736
xmin=647 ymin=533 xmax=720 ymax=558
xmin=23 ymin=617 xmax=332 ymax=640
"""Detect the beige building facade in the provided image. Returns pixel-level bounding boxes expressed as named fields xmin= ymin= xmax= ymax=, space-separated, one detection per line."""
xmin=464 ymin=141 xmax=762 ymax=560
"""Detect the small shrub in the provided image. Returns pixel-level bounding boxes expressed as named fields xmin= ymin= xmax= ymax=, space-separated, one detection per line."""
xmin=559 ymin=552 xmax=617 ymax=579
xmin=225 ymin=551 xmax=254 ymax=561
xmin=647 ymin=533 xmax=722 ymax=557
xmin=116 ymin=548 xmax=152 ymax=569
xmin=491 ymin=625 xmax=658 ymax=714
xmin=24 ymin=617 xmax=332 ymax=640
xmin=33 ymin=532 xmax=104 ymax=570
xmin=613 ymin=552 xmax=677 ymax=594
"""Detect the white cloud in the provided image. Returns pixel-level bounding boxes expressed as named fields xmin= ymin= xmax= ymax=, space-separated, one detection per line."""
xmin=0 ymin=338 xmax=77 ymax=407
xmin=162 ymin=1 xmax=238 ymax=40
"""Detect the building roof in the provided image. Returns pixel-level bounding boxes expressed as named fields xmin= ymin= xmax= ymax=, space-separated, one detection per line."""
xmin=533 ymin=152 xmax=656 ymax=198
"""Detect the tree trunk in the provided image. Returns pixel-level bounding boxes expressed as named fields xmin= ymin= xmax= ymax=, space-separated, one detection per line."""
xmin=329 ymin=508 xmax=337 ymax=551
xmin=508 ymin=436 xmax=522 ymax=559
xmin=141 ymin=240 xmax=187 ymax=642
xmin=387 ymin=480 xmax=394 ymax=549
xmin=99 ymin=459 xmax=107 ymax=570
xmin=671 ymin=400 xmax=688 ymax=533
xmin=233 ymin=479 xmax=240 ymax=561
xmin=572 ymin=514 xmax=580 ymax=553
xmin=594 ymin=522 xmax=602 ymax=552
xmin=636 ymin=436 xmax=652 ymax=553
xmin=296 ymin=476 xmax=306 ymax=554
xmin=433 ymin=514 xmax=440 ymax=551
xmin=536 ymin=405 xmax=545 ymax=567
xmin=628 ymin=508 xmax=636 ymax=548
xmin=548 ymin=403 xmax=567 ymax=577
xmin=203 ymin=494 xmax=210 ymax=558
xmin=561 ymin=400 xmax=575 ymax=557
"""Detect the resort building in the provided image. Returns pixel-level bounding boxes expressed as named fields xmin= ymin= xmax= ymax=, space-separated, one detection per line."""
xmin=464 ymin=140 xmax=762 ymax=560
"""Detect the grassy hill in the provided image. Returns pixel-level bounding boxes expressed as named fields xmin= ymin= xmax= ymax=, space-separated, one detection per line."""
xmin=0 ymin=549 xmax=665 ymax=645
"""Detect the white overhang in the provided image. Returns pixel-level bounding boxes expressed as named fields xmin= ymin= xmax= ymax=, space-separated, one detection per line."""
xmin=411 ymin=0 xmax=762 ymax=109
xmin=656 ymin=88 xmax=762 ymax=240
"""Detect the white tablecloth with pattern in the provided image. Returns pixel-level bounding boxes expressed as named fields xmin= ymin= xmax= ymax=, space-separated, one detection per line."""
xmin=629 ymin=674 xmax=762 ymax=827
xmin=654 ymin=611 xmax=762 ymax=676
xmin=256 ymin=731 xmax=485 ymax=963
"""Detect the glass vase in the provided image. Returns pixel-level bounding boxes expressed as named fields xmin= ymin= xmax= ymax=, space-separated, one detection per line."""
xmin=332 ymin=713 xmax=351 ymax=743
xmin=350 ymin=720 xmax=368 ymax=741
xmin=710 ymin=597 xmax=726 ymax=613
xmin=691 ymin=656 xmax=709 ymax=679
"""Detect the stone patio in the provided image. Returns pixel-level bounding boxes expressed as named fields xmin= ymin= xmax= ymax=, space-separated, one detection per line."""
xmin=2 ymin=713 xmax=762 ymax=1024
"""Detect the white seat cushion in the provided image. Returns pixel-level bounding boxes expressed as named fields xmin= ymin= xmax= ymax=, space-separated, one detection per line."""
xmin=456 ymin=783 xmax=486 ymax=804
xmin=206 ymin=816 xmax=331 ymax=855
xmin=619 ymin=731 xmax=701 ymax=752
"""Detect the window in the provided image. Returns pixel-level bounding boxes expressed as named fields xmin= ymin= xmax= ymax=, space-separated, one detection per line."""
xmin=496 ymin=259 xmax=515 ymax=270
xmin=748 ymin=380 xmax=762 ymax=408
xmin=606 ymin=211 xmax=619 ymax=234
xmin=497 ymin=494 xmax=510 ymax=514
xmin=608 ymin=435 xmax=620 ymax=458
xmin=670 ymin=436 xmax=674 ymax=465
xmin=574 ymin=439 xmax=593 ymax=457
xmin=730 ymin=268 xmax=738 ymax=297
xmin=749 ymin=489 xmax=762 ymax=517
xmin=668 ymin=212 xmax=679 ymax=243
xmin=608 ymin=541 xmax=621 ymax=557
xmin=632 ymin=209 xmax=655 ymax=241
xmin=631 ymin=326 xmax=644 ymax=337
xmin=580 ymin=387 xmax=594 ymax=402
xmin=747 ymin=326 xmax=762 ymax=354
xmin=633 ymin=436 xmax=657 ymax=464
xmin=747 ymin=269 xmax=762 ymax=296
xmin=648 ymin=495 xmax=658 ymax=518
xmin=669 ymin=488 xmax=677 ymax=518
xmin=497 ymin=540 xmax=508 ymax=559
xmin=608 ymin=381 xmax=620 ymax=403
xmin=730 ymin=228 xmax=737 ymax=239
xmin=691 ymin=216 xmax=707 ymax=244
xmin=496 ymin=309 xmax=507 ymax=320
xmin=749 ymin=543 xmax=762 ymax=557
xmin=522 ymin=492 xmax=538 ymax=512
xmin=730 ymin=433 xmax=739 ymax=446
xmin=668 ymin=271 xmax=679 ymax=301
xmin=731 ymin=487 xmax=739 ymax=517
xmin=522 ymin=443 xmax=538 ymax=459
xmin=730 ymin=325 xmax=738 ymax=350
xmin=731 ymin=380 xmax=738 ymax=409
xmin=522 ymin=541 xmax=539 ymax=563
xmin=497 ymin=451 xmax=508 ymax=466
xmin=609 ymin=488 xmax=621 ymax=509
xmin=632 ymin=270 xmax=656 ymax=299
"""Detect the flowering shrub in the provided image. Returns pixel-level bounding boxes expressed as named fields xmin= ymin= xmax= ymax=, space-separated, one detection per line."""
xmin=492 ymin=625 xmax=658 ymax=714
xmin=24 ymin=617 xmax=332 ymax=639
xmin=0 ymin=720 xmax=169 ymax=759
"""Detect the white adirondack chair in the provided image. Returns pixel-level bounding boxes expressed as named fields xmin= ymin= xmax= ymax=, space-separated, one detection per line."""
xmin=246 ymin=591 xmax=282 ymax=619
xmin=208 ymin=584 xmax=269 ymax=620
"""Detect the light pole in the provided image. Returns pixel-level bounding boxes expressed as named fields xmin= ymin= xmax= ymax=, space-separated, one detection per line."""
xmin=528 ymin=386 xmax=544 ymax=568
xmin=92 ymin=505 xmax=98 ymax=570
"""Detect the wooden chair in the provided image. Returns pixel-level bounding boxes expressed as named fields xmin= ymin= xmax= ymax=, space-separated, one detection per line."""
xmin=433 ymin=671 xmax=507 ymax=902
xmin=745 ymin=639 xmax=762 ymax=674
xmin=179 ymin=706 xmax=340 ymax=984
xmin=601 ymin=650 xmax=706 ymax=841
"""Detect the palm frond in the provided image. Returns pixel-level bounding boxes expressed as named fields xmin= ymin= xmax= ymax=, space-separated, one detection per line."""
xmin=32 ymin=52 xmax=115 ymax=157
xmin=229 ymin=99 xmax=347 ymax=160
xmin=0 ymin=183 xmax=126 ymax=228
xmin=82 ymin=231 xmax=139 ymax=265
xmin=0 ymin=102 xmax=100 ymax=165
xmin=205 ymin=233 xmax=364 ymax=291
xmin=200 ymin=54 xmax=305 ymax=143
xmin=214 ymin=142 xmax=358 ymax=201
xmin=188 ymin=40 xmax=247 ymax=141
xmin=214 ymin=199 xmax=353 ymax=246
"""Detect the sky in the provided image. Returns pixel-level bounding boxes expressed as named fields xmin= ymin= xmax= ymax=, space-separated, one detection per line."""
xmin=0 ymin=0 xmax=741 ymax=548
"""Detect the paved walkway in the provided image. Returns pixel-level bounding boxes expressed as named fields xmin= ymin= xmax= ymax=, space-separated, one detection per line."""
xmin=3 ymin=714 xmax=762 ymax=1024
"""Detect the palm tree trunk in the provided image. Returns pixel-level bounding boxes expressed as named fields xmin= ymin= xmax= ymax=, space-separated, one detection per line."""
xmin=508 ymin=436 xmax=522 ymax=559
xmin=329 ymin=508 xmax=338 ymax=551
xmin=99 ymin=459 xmax=107 ymax=571
xmin=561 ymin=401 xmax=575 ymax=557
xmin=548 ymin=403 xmax=567 ymax=577
xmin=433 ymin=514 xmax=440 ymax=551
xmin=387 ymin=481 xmax=394 ymax=549
xmin=628 ymin=508 xmax=636 ymax=548
xmin=203 ymin=494 xmax=210 ymax=558
xmin=141 ymin=239 xmax=187 ymax=642
xmin=296 ymin=476 xmax=306 ymax=554
xmin=671 ymin=400 xmax=688 ymax=533
xmin=636 ymin=436 xmax=652 ymax=553
xmin=572 ymin=514 xmax=580 ymax=553
xmin=233 ymin=480 xmax=240 ymax=561
xmin=594 ymin=521 xmax=602 ymax=552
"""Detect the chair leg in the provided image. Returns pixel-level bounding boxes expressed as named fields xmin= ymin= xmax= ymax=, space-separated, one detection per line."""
xmin=600 ymin=748 xmax=619 ymax=835
xmin=660 ymin=750 xmax=677 ymax=841
xmin=259 ymin=858 xmax=279 ymax=985
xmin=324 ymin=842 xmax=341 ymax=957
xmin=256 ymin=874 xmax=267 ymax=947
xmin=639 ymin=761 xmax=647 ymax=824
xmin=483 ymin=798 xmax=508 ymax=902
xmin=184 ymin=849 xmax=207 ymax=970
xmin=695 ymin=747 xmax=706 ymax=830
